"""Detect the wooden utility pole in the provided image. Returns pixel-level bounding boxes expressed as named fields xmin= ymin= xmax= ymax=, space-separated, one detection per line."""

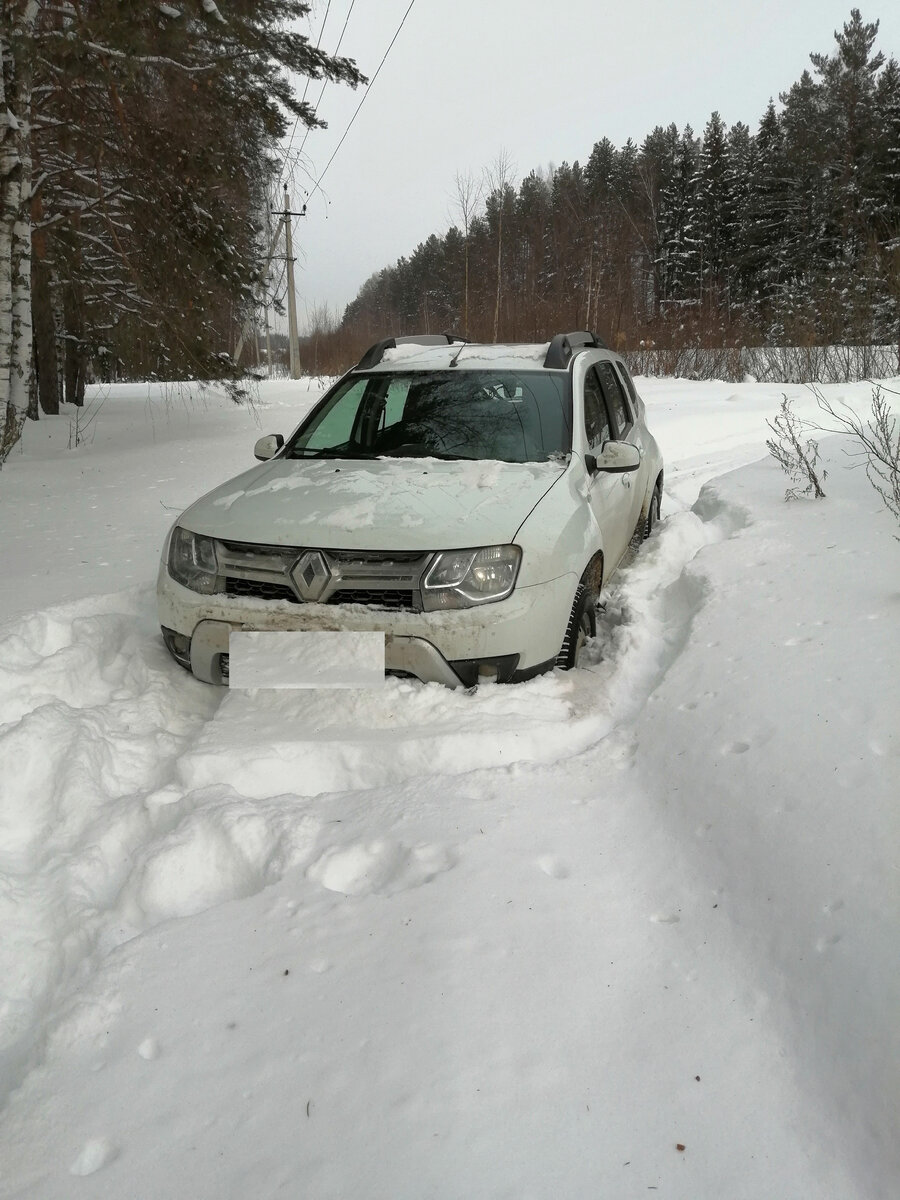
xmin=283 ymin=185 xmax=304 ymax=379
xmin=263 ymin=303 xmax=273 ymax=379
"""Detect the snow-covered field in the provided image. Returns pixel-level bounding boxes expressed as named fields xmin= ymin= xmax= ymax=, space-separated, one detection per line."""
xmin=0 ymin=375 xmax=897 ymax=1199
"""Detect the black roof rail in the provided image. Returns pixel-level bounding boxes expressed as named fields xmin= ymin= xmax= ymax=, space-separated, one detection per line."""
xmin=357 ymin=332 xmax=463 ymax=370
xmin=543 ymin=331 xmax=608 ymax=370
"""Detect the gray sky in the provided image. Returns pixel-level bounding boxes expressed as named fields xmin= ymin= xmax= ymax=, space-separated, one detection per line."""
xmin=281 ymin=0 xmax=899 ymax=328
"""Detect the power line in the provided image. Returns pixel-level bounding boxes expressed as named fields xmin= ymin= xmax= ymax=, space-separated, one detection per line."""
xmin=296 ymin=0 xmax=357 ymax=163
xmin=306 ymin=0 xmax=418 ymax=205
xmin=279 ymin=0 xmax=334 ymax=186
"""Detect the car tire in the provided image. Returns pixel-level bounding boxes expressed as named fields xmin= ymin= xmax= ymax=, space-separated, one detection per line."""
xmin=631 ymin=483 xmax=662 ymax=548
xmin=644 ymin=485 xmax=661 ymax=538
xmin=556 ymin=584 xmax=596 ymax=671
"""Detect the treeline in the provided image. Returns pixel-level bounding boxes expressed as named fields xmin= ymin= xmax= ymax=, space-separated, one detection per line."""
xmin=1 ymin=1 xmax=361 ymax=460
xmin=309 ymin=9 xmax=900 ymax=375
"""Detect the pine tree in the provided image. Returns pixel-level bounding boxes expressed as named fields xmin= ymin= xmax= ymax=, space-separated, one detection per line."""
xmin=724 ymin=121 xmax=752 ymax=321
xmin=809 ymin=8 xmax=886 ymax=337
xmin=870 ymin=56 xmax=900 ymax=338
xmin=697 ymin=112 xmax=731 ymax=318
xmin=743 ymin=101 xmax=790 ymax=337
xmin=637 ymin=123 xmax=679 ymax=314
xmin=660 ymin=126 xmax=701 ymax=310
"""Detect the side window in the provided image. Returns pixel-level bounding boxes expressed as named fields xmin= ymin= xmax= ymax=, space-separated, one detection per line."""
xmin=596 ymin=361 xmax=632 ymax=438
xmin=615 ymin=361 xmax=638 ymax=406
xmin=583 ymin=367 xmax=612 ymax=448
xmin=380 ymin=378 xmax=411 ymax=431
xmin=293 ymin=378 xmax=367 ymax=452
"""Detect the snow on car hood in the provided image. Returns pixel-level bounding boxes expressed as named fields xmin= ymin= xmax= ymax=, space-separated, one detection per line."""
xmin=178 ymin=456 xmax=566 ymax=550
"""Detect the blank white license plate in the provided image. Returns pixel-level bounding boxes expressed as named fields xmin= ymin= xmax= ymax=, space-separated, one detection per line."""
xmin=228 ymin=631 xmax=385 ymax=689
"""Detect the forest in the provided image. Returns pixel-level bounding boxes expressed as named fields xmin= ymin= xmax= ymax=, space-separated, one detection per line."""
xmin=3 ymin=7 xmax=899 ymax=461
xmin=307 ymin=9 xmax=900 ymax=375
xmin=0 ymin=0 xmax=361 ymax=460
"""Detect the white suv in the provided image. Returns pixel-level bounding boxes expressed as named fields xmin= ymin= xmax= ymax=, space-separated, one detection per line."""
xmin=157 ymin=332 xmax=663 ymax=687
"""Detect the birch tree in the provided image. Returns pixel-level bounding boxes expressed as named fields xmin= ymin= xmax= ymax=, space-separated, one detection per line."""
xmin=484 ymin=149 xmax=514 ymax=343
xmin=451 ymin=170 xmax=482 ymax=338
xmin=1 ymin=3 xmax=38 ymax=462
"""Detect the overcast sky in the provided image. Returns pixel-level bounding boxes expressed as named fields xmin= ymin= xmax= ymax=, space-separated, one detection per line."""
xmin=280 ymin=0 xmax=899 ymax=329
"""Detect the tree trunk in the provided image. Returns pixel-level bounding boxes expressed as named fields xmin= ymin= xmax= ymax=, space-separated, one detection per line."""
xmin=463 ymin=236 xmax=469 ymax=338
xmin=493 ymin=206 xmax=502 ymax=343
xmin=32 ymin=251 xmax=60 ymax=413
xmin=64 ymin=279 xmax=86 ymax=406
xmin=0 ymin=7 xmax=38 ymax=463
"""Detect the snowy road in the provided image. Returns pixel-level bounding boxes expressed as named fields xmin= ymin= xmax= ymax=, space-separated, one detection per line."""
xmin=0 ymin=378 xmax=897 ymax=1198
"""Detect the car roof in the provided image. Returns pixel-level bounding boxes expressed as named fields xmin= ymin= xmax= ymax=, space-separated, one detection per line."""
xmin=358 ymin=342 xmax=557 ymax=373
xmin=351 ymin=331 xmax=614 ymax=374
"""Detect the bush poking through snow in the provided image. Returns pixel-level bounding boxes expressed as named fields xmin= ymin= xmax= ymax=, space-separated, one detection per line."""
xmin=814 ymin=385 xmax=900 ymax=540
xmin=766 ymin=396 xmax=827 ymax=500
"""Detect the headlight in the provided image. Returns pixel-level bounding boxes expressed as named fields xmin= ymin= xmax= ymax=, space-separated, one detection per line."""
xmin=422 ymin=545 xmax=521 ymax=610
xmin=167 ymin=527 xmax=220 ymax=594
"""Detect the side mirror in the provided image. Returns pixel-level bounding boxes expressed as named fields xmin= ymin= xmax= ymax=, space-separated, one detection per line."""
xmin=595 ymin=440 xmax=640 ymax=473
xmin=254 ymin=433 xmax=284 ymax=461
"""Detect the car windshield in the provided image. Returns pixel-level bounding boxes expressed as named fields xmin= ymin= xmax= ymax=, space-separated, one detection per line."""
xmin=284 ymin=370 xmax=572 ymax=464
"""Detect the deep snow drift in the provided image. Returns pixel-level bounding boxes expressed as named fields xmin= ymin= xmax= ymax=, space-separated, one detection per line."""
xmin=0 ymin=376 xmax=897 ymax=1199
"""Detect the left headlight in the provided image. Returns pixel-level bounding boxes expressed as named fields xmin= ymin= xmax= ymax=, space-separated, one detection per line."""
xmin=422 ymin=545 xmax=521 ymax=610
xmin=167 ymin=527 xmax=221 ymax=595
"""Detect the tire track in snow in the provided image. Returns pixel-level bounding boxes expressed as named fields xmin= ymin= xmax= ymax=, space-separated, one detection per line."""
xmin=572 ymin=486 xmax=750 ymax=730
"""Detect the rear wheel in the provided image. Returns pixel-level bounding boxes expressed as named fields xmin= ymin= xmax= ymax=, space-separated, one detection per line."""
xmin=556 ymin=585 xmax=597 ymax=671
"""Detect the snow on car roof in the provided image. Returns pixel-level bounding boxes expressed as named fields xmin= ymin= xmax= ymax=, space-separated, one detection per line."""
xmin=374 ymin=342 xmax=552 ymax=370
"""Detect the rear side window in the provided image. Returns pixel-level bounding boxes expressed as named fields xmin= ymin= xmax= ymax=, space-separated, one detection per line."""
xmin=583 ymin=368 xmax=612 ymax=448
xmin=596 ymin=361 xmax=631 ymax=438
xmin=615 ymin=361 xmax=638 ymax=406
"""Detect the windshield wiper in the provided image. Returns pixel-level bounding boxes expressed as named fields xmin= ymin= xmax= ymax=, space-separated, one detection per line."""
xmin=378 ymin=445 xmax=477 ymax=461
xmin=287 ymin=447 xmax=377 ymax=460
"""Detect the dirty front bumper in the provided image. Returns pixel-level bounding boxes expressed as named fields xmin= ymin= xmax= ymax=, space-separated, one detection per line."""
xmin=157 ymin=563 xmax=575 ymax=687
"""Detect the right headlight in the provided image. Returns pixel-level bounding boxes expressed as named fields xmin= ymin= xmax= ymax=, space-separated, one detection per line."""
xmin=422 ymin=544 xmax=521 ymax=610
xmin=167 ymin=526 xmax=220 ymax=594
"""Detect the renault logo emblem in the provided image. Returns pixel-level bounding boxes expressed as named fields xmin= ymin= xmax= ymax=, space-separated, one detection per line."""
xmin=290 ymin=550 xmax=331 ymax=602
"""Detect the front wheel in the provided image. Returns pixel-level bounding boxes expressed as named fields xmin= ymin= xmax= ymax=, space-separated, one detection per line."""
xmin=556 ymin=585 xmax=596 ymax=671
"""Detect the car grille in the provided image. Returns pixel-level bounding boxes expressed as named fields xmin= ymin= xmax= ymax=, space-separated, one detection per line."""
xmin=224 ymin=578 xmax=414 ymax=610
xmin=329 ymin=589 xmax=414 ymax=610
xmin=216 ymin=540 xmax=430 ymax=610
xmin=225 ymin=577 xmax=298 ymax=603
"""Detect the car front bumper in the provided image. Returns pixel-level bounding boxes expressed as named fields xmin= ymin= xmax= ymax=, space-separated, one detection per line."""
xmin=156 ymin=562 xmax=576 ymax=687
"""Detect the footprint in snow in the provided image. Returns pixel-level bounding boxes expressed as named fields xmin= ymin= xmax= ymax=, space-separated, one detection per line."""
xmin=307 ymin=839 xmax=456 ymax=897
xmin=815 ymin=933 xmax=842 ymax=953
xmin=650 ymin=912 xmax=681 ymax=924
xmin=537 ymin=855 xmax=569 ymax=879
xmin=722 ymin=740 xmax=751 ymax=755
xmin=137 ymin=1037 xmax=159 ymax=1061
xmin=69 ymin=1138 xmax=118 ymax=1176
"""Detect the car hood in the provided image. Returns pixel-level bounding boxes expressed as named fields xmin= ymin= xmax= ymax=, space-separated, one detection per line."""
xmin=178 ymin=456 xmax=566 ymax=550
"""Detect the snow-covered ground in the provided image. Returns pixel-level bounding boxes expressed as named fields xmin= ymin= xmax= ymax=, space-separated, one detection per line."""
xmin=0 ymin=376 xmax=897 ymax=1199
